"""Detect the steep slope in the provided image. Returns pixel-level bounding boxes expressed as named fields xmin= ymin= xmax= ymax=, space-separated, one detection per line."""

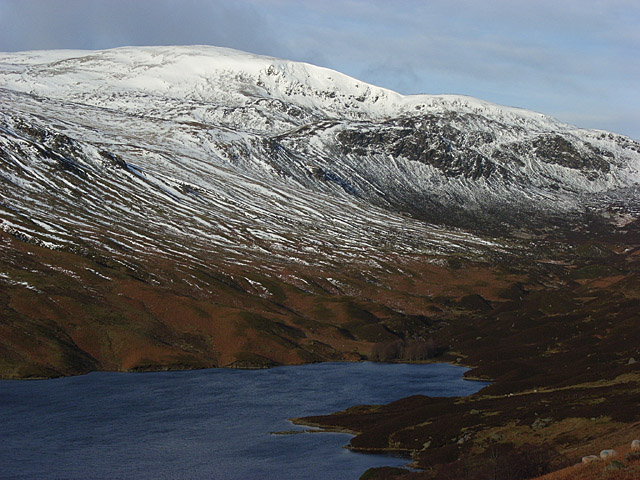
xmin=2 ymin=45 xmax=639 ymax=232
xmin=0 ymin=45 xmax=639 ymax=379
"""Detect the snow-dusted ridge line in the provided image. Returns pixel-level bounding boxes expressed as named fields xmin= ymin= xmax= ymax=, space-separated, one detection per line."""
xmin=0 ymin=45 xmax=579 ymax=129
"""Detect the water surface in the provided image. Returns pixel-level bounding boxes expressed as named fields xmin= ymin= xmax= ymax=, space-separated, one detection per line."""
xmin=0 ymin=362 xmax=486 ymax=479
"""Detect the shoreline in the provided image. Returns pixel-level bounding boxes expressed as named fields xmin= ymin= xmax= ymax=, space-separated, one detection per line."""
xmin=1 ymin=357 xmax=484 ymax=381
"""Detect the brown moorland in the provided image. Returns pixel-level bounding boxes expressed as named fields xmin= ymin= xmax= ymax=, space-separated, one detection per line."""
xmin=1 ymin=213 xmax=639 ymax=480
xmin=294 ymin=220 xmax=640 ymax=480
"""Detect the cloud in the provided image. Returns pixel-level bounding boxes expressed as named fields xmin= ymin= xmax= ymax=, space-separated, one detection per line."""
xmin=0 ymin=0 xmax=287 ymax=56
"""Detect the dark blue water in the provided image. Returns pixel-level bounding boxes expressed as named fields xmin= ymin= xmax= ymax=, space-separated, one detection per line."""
xmin=0 ymin=362 xmax=486 ymax=479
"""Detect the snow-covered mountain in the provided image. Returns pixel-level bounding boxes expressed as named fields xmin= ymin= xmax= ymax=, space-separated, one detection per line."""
xmin=1 ymin=45 xmax=640 ymax=377
xmin=1 ymin=45 xmax=639 ymax=274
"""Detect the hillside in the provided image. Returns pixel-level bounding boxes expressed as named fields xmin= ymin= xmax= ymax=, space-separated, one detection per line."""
xmin=1 ymin=45 xmax=639 ymax=479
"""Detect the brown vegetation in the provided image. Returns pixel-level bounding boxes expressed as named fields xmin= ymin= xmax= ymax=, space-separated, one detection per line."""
xmin=294 ymin=222 xmax=640 ymax=480
xmin=370 ymin=338 xmax=443 ymax=362
xmin=1 ymin=208 xmax=639 ymax=480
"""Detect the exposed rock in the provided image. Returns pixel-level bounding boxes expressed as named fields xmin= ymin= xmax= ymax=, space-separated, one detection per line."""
xmin=530 ymin=134 xmax=611 ymax=173
xmin=531 ymin=417 xmax=553 ymax=431
xmin=456 ymin=432 xmax=472 ymax=444
xmin=632 ymin=439 xmax=640 ymax=450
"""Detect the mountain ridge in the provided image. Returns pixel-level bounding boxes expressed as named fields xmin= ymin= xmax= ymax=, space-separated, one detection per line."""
xmin=3 ymin=45 xmax=638 ymax=236
xmin=0 ymin=45 xmax=639 ymax=380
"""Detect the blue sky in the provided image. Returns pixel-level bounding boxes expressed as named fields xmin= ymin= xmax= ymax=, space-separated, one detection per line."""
xmin=1 ymin=0 xmax=638 ymax=139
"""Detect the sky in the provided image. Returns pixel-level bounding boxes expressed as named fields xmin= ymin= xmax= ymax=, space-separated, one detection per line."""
xmin=0 ymin=0 xmax=638 ymax=139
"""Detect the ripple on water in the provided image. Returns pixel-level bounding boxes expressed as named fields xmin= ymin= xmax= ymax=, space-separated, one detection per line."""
xmin=0 ymin=362 xmax=487 ymax=480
